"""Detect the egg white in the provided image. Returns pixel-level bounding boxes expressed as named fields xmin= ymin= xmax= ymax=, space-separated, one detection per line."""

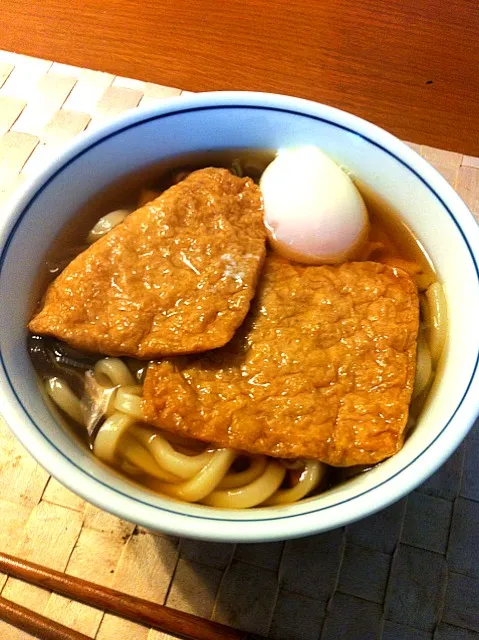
xmin=260 ymin=146 xmax=369 ymax=264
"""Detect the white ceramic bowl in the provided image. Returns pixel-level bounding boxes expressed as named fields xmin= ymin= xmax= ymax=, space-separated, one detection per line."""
xmin=1 ymin=92 xmax=478 ymax=542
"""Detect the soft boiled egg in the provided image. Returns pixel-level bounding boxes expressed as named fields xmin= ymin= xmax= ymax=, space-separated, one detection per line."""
xmin=260 ymin=146 xmax=369 ymax=264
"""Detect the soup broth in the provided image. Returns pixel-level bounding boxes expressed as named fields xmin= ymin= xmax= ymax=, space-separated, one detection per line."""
xmin=29 ymin=149 xmax=446 ymax=507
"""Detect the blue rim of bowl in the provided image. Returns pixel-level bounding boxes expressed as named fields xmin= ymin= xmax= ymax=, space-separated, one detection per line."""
xmin=1 ymin=103 xmax=478 ymax=523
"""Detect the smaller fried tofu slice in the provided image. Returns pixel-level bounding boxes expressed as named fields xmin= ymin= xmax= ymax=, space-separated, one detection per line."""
xmin=143 ymin=256 xmax=420 ymax=466
xmin=29 ymin=168 xmax=266 ymax=358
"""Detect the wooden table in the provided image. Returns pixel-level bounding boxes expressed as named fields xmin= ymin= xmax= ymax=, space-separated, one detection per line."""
xmin=1 ymin=0 xmax=478 ymax=156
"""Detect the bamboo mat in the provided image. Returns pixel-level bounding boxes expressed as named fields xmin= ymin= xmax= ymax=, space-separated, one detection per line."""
xmin=1 ymin=49 xmax=479 ymax=640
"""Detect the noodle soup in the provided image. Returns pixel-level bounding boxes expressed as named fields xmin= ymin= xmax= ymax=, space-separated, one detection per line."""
xmin=28 ymin=150 xmax=447 ymax=509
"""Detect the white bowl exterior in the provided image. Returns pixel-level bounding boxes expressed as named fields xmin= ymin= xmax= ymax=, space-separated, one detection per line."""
xmin=1 ymin=92 xmax=478 ymax=541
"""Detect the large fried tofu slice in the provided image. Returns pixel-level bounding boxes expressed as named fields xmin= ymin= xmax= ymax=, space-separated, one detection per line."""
xmin=143 ymin=256 xmax=420 ymax=466
xmin=29 ymin=169 xmax=266 ymax=358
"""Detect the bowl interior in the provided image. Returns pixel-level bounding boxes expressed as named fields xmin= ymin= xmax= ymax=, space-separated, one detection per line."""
xmin=1 ymin=95 xmax=478 ymax=541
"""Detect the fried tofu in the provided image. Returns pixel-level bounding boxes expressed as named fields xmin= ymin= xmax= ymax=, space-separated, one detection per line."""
xmin=29 ymin=168 xmax=266 ymax=358
xmin=143 ymin=256 xmax=419 ymax=466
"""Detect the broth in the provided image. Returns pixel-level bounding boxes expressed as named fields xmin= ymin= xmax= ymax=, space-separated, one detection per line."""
xmin=29 ymin=149 xmax=444 ymax=507
xmin=32 ymin=149 xmax=435 ymax=296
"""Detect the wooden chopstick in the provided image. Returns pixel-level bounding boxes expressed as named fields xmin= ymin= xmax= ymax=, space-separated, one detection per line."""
xmin=0 ymin=551 xmax=262 ymax=640
xmin=0 ymin=595 xmax=90 ymax=640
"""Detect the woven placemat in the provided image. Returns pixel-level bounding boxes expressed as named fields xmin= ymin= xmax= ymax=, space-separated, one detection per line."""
xmin=0 ymin=49 xmax=479 ymax=640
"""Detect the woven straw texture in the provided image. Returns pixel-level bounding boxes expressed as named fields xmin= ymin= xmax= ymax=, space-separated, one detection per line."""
xmin=1 ymin=49 xmax=479 ymax=640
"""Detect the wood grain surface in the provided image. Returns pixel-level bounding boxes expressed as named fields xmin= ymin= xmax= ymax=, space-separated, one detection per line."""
xmin=1 ymin=0 xmax=478 ymax=155
xmin=0 ymin=50 xmax=479 ymax=640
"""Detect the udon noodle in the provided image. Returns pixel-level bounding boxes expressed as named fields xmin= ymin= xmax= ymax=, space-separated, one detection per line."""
xmin=32 ymin=152 xmax=449 ymax=508
xmin=46 ymin=357 xmax=327 ymax=507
